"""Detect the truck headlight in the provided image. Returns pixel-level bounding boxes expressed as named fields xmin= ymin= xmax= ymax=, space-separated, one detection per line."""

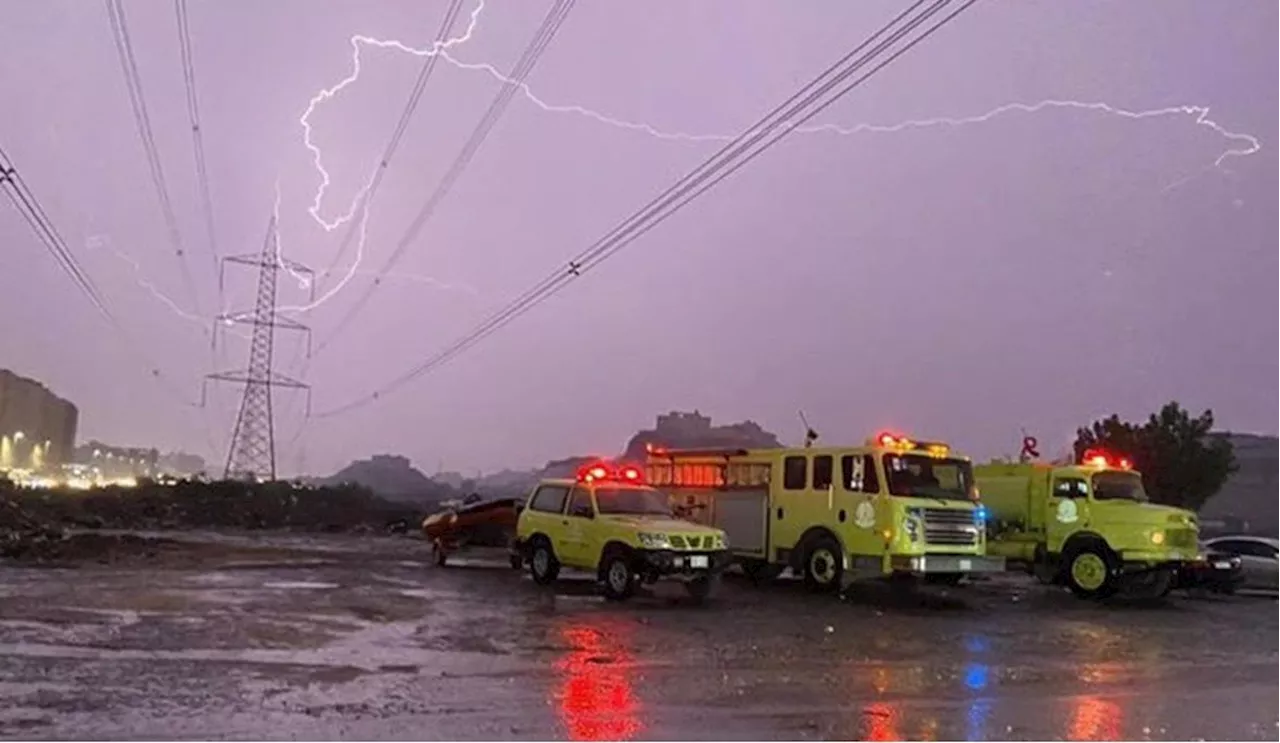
xmin=1150 ymin=530 xmax=1165 ymax=545
xmin=903 ymin=516 xmax=920 ymax=543
xmin=638 ymin=533 xmax=672 ymax=549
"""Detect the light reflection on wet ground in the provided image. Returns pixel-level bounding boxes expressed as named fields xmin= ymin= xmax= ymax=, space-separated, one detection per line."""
xmin=0 ymin=532 xmax=1275 ymax=740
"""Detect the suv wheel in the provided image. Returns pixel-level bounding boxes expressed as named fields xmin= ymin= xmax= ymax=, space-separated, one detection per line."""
xmin=601 ymin=553 xmax=636 ymax=601
xmin=529 ymin=539 xmax=560 ymax=585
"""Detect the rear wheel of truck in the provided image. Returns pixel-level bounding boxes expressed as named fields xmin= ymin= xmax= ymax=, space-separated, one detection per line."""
xmin=684 ymin=575 xmax=720 ymax=604
xmin=1065 ymin=544 xmax=1117 ymax=599
xmin=601 ymin=553 xmax=636 ymax=601
xmin=802 ymin=535 xmax=843 ymax=593
xmin=529 ymin=539 xmax=560 ymax=585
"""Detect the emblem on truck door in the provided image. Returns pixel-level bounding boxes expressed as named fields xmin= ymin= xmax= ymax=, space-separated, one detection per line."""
xmin=854 ymin=501 xmax=876 ymax=529
xmin=1056 ymin=499 xmax=1079 ymax=524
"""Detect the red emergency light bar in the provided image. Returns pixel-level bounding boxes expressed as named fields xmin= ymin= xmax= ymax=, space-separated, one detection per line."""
xmin=1080 ymin=449 xmax=1132 ymax=470
xmin=576 ymin=461 xmax=645 ymax=484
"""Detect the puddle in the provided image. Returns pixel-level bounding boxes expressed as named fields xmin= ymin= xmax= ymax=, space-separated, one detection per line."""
xmin=262 ymin=581 xmax=339 ymax=590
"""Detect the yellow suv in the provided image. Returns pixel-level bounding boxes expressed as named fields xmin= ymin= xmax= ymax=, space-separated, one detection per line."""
xmin=514 ymin=462 xmax=730 ymax=602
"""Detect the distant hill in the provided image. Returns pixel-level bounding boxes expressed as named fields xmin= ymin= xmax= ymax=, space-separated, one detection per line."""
xmin=316 ymin=454 xmax=457 ymax=505
xmin=1199 ymin=433 xmax=1278 ymax=536
xmin=315 ymin=411 xmax=785 ymax=503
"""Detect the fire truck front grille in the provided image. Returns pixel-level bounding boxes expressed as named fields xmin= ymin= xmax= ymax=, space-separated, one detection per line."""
xmin=921 ymin=508 xmax=979 ymax=547
xmin=1167 ymin=528 xmax=1197 ymax=549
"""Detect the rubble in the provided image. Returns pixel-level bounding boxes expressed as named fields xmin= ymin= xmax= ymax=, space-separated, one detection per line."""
xmin=0 ymin=479 xmax=425 ymax=561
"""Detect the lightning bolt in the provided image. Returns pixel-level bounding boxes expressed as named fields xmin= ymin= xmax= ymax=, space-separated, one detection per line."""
xmin=295 ymin=2 xmax=1263 ymax=317
xmin=299 ymin=0 xmax=486 ymax=231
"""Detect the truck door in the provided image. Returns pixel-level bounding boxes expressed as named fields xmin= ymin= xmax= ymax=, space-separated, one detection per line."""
xmin=840 ymin=453 xmax=882 ymax=557
xmin=560 ymin=486 xmax=596 ymax=567
xmin=1047 ymin=475 xmax=1089 ymax=553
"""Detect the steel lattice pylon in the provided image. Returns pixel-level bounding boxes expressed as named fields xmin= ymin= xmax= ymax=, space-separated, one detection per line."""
xmin=203 ymin=218 xmax=313 ymax=481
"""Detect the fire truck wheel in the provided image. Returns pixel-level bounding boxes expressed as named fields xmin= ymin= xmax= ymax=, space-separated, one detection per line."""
xmin=1065 ymin=543 xmax=1117 ymax=599
xmin=601 ymin=553 xmax=636 ymax=601
xmin=802 ymin=534 xmax=843 ymax=593
xmin=529 ymin=538 xmax=560 ymax=585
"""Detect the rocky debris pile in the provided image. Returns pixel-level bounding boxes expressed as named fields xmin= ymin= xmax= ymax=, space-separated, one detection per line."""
xmin=1 ymin=491 xmax=67 ymax=559
xmin=1 ymin=479 xmax=426 ymax=560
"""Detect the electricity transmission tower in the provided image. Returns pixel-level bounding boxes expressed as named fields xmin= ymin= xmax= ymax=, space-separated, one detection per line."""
xmin=203 ymin=217 xmax=313 ymax=481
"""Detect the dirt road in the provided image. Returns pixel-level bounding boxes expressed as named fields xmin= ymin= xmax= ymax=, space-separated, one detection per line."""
xmin=0 ymin=532 xmax=1275 ymax=740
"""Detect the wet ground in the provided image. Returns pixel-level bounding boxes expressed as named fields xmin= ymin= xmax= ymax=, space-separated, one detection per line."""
xmin=0 ymin=532 xmax=1275 ymax=741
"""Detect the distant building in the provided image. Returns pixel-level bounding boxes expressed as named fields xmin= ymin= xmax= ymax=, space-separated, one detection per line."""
xmin=1199 ymin=432 xmax=1278 ymax=537
xmin=73 ymin=440 xmax=160 ymax=479
xmin=0 ymin=368 xmax=78 ymax=472
xmin=623 ymin=410 xmax=782 ymax=459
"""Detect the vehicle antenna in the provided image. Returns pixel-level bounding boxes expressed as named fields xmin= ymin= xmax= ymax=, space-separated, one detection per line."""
xmin=798 ymin=410 xmax=819 ymax=448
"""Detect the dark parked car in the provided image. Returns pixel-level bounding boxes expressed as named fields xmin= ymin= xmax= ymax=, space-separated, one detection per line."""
xmin=1175 ymin=544 xmax=1244 ymax=595
xmin=1202 ymin=536 xmax=1279 ymax=593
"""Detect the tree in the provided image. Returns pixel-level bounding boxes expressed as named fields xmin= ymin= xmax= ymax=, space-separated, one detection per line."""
xmin=1074 ymin=401 xmax=1237 ymax=511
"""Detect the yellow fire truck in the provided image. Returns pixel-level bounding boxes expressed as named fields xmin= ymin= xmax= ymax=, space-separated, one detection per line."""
xmin=643 ymin=432 xmax=1005 ymax=591
xmin=976 ymin=447 xmax=1200 ymax=599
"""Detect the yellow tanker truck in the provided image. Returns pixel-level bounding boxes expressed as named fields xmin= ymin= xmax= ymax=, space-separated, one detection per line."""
xmin=975 ymin=447 xmax=1199 ymax=599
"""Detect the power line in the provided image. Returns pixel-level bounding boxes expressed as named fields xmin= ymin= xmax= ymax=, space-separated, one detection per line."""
xmin=1 ymin=148 xmax=111 ymax=318
xmin=311 ymin=0 xmax=981 ymax=419
xmin=309 ymin=0 xmax=578 ymax=358
xmin=0 ymin=144 xmax=205 ymax=411
xmin=310 ymin=0 xmax=470 ymax=297
xmin=280 ymin=0 xmax=578 ymax=460
xmin=174 ymin=0 xmax=221 ymax=279
xmin=104 ymin=0 xmax=206 ymax=317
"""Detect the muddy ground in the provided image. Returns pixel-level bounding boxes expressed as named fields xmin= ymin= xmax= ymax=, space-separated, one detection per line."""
xmin=0 ymin=532 xmax=1275 ymax=741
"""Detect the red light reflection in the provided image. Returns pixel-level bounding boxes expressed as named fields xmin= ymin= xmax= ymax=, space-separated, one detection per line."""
xmin=862 ymin=701 xmax=901 ymax=741
xmin=1067 ymin=695 xmax=1122 ymax=741
xmin=553 ymin=624 xmax=643 ymax=741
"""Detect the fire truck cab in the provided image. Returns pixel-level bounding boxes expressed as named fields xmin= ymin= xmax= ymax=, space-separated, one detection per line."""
xmin=644 ymin=433 xmax=1005 ymax=592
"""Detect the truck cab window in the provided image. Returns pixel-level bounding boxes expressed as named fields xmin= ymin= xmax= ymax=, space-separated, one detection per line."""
xmin=783 ymin=456 xmax=807 ymax=490
xmin=1053 ymin=478 xmax=1087 ymax=498
xmin=841 ymin=454 xmax=880 ymax=493
xmin=812 ymin=455 xmax=833 ymax=489
xmin=529 ymin=485 xmax=570 ymax=513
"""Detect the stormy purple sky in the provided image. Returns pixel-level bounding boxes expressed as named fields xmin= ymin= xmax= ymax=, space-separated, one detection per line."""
xmin=1 ymin=0 xmax=1275 ymax=477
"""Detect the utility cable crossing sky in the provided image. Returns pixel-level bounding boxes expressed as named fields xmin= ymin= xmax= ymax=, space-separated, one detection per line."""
xmin=81 ymin=0 xmax=1264 ymax=433
xmin=290 ymin=0 xmax=1262 ymax=325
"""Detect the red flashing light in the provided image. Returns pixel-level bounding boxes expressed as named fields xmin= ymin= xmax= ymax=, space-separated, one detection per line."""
xmin=575 ymin=461 xmax=646 ymax=485
xmin=879 ymin=433 xmax=898 ymax=447
xmin=1081 ymin=448 xmax=1131 ymax=469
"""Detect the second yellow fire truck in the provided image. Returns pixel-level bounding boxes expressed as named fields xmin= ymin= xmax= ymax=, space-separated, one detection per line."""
xmin=643 ymin=432 xmax=1005 ymax=591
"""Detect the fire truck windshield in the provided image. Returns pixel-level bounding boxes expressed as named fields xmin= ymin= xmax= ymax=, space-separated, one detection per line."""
xmin=883 ymin=453 xmax=974 ymax=501
xmin=1091 ymin=470 xmax=1148 ymax=502
xmin=595 ymin=487 xmax=674 ymax=517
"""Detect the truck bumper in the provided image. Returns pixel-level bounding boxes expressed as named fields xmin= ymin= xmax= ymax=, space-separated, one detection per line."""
xmin=1120 ymin=549 xmax=1196 ymax=565
xmin=633 ymin=549 xmax=732 ymax=580
xmin=890 ymin=554 xmax=1006 ymax=574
